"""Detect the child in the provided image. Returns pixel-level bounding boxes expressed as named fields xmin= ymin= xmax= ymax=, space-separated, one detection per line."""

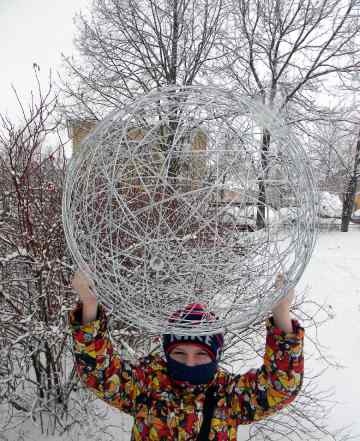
xmin=69 ymin=271 xmax=304 ymax=440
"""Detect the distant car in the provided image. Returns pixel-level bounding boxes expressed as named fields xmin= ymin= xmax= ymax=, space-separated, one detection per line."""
xmin=350 ymin=209 xmax=360 ymax=224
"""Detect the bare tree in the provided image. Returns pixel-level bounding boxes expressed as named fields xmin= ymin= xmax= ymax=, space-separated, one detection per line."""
xmin=296 ymin=102 xmax=360 ymax=232
xmin=341 ymin=127 xmax=360 ymax=231
xmin=60 ymin=0 xmax=226 ymax=120
xmin=337 ymin=69 xmax=360 ymax=232
xmin=218 ymin=0 xmax=360 ymax=228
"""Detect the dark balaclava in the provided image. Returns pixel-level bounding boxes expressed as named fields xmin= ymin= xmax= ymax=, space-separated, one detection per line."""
xmin=163 ymin=303 xmax=224 ymax=385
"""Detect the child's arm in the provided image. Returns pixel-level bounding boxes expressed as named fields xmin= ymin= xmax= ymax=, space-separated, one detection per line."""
xmin=271 ymin=273 xmax=295 ymax=333
xmin=227 ymin=275 xmax=303 ymax=423
xmin=71 ymin=270 xmax=98 ymax=323
xmin=227 ymin=317 xmax=304 ymax=424
xmin=69 ymin=271 xmax=146 ymax=416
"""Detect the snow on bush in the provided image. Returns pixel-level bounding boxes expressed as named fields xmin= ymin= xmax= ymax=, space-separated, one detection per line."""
xmin=221 ymin=205 xmax=279 ymax=227
xmin=319 ymin=192 xmax=343 ymax=218
xmin=278 ymin=207 xmax=298 ymax=223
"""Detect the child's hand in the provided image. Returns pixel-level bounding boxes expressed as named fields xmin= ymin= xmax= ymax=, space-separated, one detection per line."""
xmin=272 ymin=273 xmax=295 ymax=333
xmin=275 ymin=273 xmax=286 ymax=290
xmin=72 ymin=270 xmax=97 ymax=304
xmin=273 ymin=273 xmax=295 ymax=312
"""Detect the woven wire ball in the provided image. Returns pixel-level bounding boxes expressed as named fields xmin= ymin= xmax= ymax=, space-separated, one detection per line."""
xmin=62 ymin=86 xmax=318 ymax=335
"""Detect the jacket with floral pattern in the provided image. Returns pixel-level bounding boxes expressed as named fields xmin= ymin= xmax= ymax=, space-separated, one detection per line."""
xmin=69 ymin=303 xmax=304 ymax=441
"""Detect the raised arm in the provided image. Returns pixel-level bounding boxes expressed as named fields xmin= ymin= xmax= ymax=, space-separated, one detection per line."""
xmin=71 ymin=270 xmax=98 ymax=324
xmin=69 ymin=271 xmax=145 ymax=415
xmin=228 ymin=276 xmax=304 ymax=424
xmin=272 ymin=273 xmax=295 ymax=333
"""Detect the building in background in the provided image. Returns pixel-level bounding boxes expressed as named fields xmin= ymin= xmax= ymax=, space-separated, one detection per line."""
xmin=67 ymin=119 xmax=97 ymax=154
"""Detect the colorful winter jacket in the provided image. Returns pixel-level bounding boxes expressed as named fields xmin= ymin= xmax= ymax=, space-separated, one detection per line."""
xmin=69 ymin=303 xmax=304 ymax=441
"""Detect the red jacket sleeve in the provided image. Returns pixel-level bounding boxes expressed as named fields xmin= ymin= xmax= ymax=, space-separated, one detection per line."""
xmin=227 ymin=317 xmax=304 ymax=424
xmin=68 ymin=302 xmax=146 ymax=416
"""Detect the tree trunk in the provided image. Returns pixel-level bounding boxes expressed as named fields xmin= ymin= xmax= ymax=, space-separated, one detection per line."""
xmin=256 ymin=129 xmax=270 ymax=229
xmin=341 ymin=129 xmax=360 ymax=232
xmin=169 ymin=0 xmax=179 ymax=85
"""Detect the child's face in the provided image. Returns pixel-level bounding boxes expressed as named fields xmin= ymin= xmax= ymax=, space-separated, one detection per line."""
xmin=169 ymin=344 xmax=212 ymax=366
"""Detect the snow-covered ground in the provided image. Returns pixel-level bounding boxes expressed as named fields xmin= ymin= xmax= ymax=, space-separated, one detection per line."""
xmin=299 ymin=226 xmax=360 ymax=438
xmin=2 ymin=227 xmax=360 ymax=441
xmin=236 ymin=225 xmax=360 ymax=440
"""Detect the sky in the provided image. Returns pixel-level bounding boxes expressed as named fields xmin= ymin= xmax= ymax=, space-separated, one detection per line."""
xmin=0 ymin=0 xmax=89 ymax=118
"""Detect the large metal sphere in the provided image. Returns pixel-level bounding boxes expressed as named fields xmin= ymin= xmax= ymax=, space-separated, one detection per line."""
xmin=62 ymin=86 xmax=318 ymax=335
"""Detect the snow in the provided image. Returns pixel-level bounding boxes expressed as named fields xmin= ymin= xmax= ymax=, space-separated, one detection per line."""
xmin=319 ymin=191 xmax=343 ymax=218
xmin=0 ymin=248 xmax=28 ymax=263
xmin=2 ymin=227 xmax=360 ymax=440
xmin=222 ymin=204 xmax=280 ymax=226
xmin=278 ymin=206 xmax=298 ymax=223
xmin=298 ymin=227 xmax=360 ymax=436
xmin=223 ymin=199 xmax=346 ymax=227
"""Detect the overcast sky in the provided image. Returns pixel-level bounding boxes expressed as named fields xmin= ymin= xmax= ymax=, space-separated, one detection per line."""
xmin=0 ymin=0 xmax=89 ymax=117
